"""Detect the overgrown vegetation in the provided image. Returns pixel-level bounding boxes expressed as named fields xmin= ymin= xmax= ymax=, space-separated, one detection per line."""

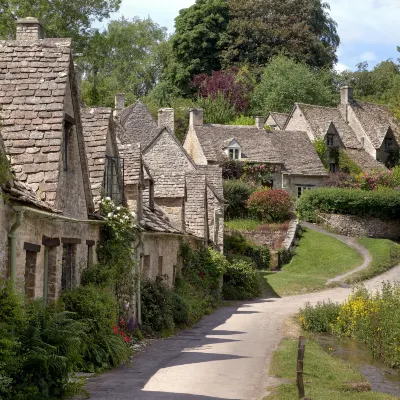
xmin=300 ymin=283 xmax=400 ymax=370
xmin=263 ymin=229 xmax=363 ymax=296
xmin=223 ymin=179 xmax=254 ymax=218
xmin=297 ymin=187 xmax=400 ymax=222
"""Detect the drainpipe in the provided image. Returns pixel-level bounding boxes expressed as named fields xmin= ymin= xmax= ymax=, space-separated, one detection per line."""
xmin=8 ymin=209 xmax=24 ymax=288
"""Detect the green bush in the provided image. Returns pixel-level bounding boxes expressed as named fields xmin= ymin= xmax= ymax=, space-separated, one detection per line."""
xmin=170 ymin=292 xmax=190 ymax=325
xmin=223 ymin=179 xmax=254 ymax=218
xmin=297 ymin=187 xmax=400 ymax=222
xmin=141 ymin=278 xmax=174 ymax=335
xmin=222 ymin=261 xmax=262 ymax=300
xmin=247 ymin=188 xmax=292 ymax=222
xmin=245 ymin=245 xmax=270 ymax=270
xmin=61 ymin=285 xmax=130 ymax=371
xmin=300 ymin=300 xmax=341 ymax=332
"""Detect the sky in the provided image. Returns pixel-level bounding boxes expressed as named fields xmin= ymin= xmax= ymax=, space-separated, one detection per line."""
xmin=98 ymin=0 xmax=400 ymax=72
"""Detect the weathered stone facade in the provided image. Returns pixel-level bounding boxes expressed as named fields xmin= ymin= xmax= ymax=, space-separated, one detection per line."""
xmin=319 ymin=213 xmax=400 ymax=241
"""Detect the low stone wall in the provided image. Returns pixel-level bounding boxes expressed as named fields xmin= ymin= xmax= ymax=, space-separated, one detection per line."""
xmin=318 ymin=213 xmax=400 ymax=241
xmin=282 ymin=219 xmax=299 ymax=250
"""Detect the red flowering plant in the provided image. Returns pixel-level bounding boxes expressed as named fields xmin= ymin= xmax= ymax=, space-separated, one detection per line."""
xmin=247 ymin=188 xmax=292 ymax=222
xmin=242 ymin=162 xmax=280 ymax=186
xmin=355 ymin=168 xmax=400 ymax=191
xmin=113 ymin=318 xmax=131 ymax=343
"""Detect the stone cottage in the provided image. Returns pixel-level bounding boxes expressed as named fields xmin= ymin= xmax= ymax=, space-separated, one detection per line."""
xmin=183 ymin=109 xmax=327 ymax=197
xmin=284 ymin=86 xmax=396 ymax=169
xmin=0 ymin=18 xmax=100 ymax=301
xmin=114 ymin=96 xmax=225 ymax=251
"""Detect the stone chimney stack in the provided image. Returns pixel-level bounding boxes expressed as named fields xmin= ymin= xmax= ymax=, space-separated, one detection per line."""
xmin=114 ymin=93 xmax=125 ymax=112
xmin=158 ymin=108 xmax=175 ymax=134
xmin=255 ymin=116 xmax=265 ymax=129
xmin=16 ymin=17 xmax=45 ymax=40
xmin=340 ymin=86 xmax=353 ymax=105
xmin=189 ymin=108 xmax=204 ymax=127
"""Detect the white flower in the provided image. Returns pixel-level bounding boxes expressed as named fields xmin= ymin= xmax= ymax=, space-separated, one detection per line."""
xmin=116 ymin=206 xmax=121 ymax=211
xmin=105 ymin=196 xmax=111 ymax=201
xmin=131 ymin=212 xmax=136 ymax=217
xmin=124 ymin=215 xmax=129 ymax=219
xmin=107 ymin=212 xmax=113 ymax=218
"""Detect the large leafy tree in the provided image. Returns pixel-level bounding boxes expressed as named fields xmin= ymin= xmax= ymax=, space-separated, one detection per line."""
xmin=170 ymin=0 xmax=229 ymax=93
xmin=81 ymin=17 xmax=169 ymax=107
xmin=222 ymin=0 xmax=340 ymax=69
xmin=251 ymin=55 xmax=337 ymax=114
xmin=0 ymin=0 xmax=121 ymax=52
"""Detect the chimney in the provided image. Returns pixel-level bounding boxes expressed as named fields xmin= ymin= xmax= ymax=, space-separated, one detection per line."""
xmin=189 ymin=108 xmax=204 ymax=127
xmin=74 ymin=63 xmax=83 ymax=105
xmin=115 ymin=93 xmax=125 ymax=112
xmin=255 ymin=116 xmax=265 ymax=129
xmin=158 ymin=108 xmax=175 ymax=134
xmin=340 ymin=86 xmax=353 ymax=105
xmin=16 ymin=17 xmax=45 ymax=40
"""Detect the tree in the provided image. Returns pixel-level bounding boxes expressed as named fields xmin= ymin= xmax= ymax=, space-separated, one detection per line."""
xmin=0 ymin=0 xmax=121 ymax=52
xmin=222 ymin=0 xmax=340 ymax=69
xmin=81 ymin=17 xmax=169 ymax=107
xmin=169 ymin=0 xmax=229 ymax=93
xmin=251 ymin=55 xmax=337 ymax=114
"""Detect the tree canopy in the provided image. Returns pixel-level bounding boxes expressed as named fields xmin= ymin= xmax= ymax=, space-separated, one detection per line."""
xmin=251 ymin=55 xmax=337 ymax=114
xmin=0 ymin=0 xmax=121 ymax=52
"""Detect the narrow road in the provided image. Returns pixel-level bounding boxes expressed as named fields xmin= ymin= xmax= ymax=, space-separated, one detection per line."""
xmin=82 ymin=265 xmax=400 ymax=400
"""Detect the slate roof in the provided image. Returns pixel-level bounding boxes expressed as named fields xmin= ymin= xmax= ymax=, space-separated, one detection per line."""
xmin=269 ymin=131 xmax=328 ymax=176
xmin=118 ymin=100 xmax=159 ymax=147
xmin=0 ymin=37 xmax=73 ymax=205
xmin=348 ymin=101 xmax=400 ymax=149
xmin=118 ymin=143 xmax=141 ymax=185
xmin=342 ymin=148 xmax=386 ymax=171
xmin=194 ymin=124 xmax=282 ymax=164
xmin=269 ymin=112 xmax=290 ymax=129
xmin=142 ymin=205 xmax=183 ymax=234
xmin=150 ymin=170 xmax=186 ymax=198
xmin=296 ymin=103 xmax=362 ymax=149
xmin=81 ymin=107 xmax=114 ymax=208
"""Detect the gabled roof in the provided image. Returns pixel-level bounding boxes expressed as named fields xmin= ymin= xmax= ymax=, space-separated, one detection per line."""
xmin=118 ymin=99 xmax=159 ymax=147
xmin=269 ymin=131 xmax=328 ymax=176
xmin=118 ymin=143 xmax=142 ymax=185
xmin=342 ymin=148 xmax=386 ymax=172
xmin=0 ymin=37 xmax=73 ymax=205
xmin=268 ymin=112 xmax=290 ymax=129
xmin=142 ymin=205 xmax=183 ymax=235
xmin=348 ymin=101 xmax=400 ymax=149
xmin=81 ymin=107 xmax=114 ymax=208
xmin=295 ymin=103 xmax=362 ymax=149
xmin=193 ymin=124 xmax=282 ymax=164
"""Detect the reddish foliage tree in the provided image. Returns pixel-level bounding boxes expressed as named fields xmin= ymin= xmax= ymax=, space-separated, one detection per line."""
xmin=191 ymin=67 xmax=253 ymax=112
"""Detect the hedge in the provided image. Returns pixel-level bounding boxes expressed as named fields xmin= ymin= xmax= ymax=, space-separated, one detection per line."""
xmin=297 ymin=187 xmax=400 ymax=222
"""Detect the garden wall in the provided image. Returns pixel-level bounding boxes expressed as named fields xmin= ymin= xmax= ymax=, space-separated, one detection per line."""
xmin=318 ymin=213 xmax=400 ymax=241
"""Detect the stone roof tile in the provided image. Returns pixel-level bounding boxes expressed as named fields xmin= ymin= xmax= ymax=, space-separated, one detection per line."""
xmin=143 ymin=205 xmax=183 ymax=234
xmin=269 ymin=112 xmax=290 ymax=129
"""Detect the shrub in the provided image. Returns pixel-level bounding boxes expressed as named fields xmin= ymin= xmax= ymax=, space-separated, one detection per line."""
xmin=222 ymin=160 xmax=243 ymax=180
xmin=222 ymin=261 xmax=262 ymax=300
xmin=224 ymin=231 xmax=250 ymax=255
xmin=245 ymin=245 xmax=270 ymax=270
xmin=247 ymin=188 xmax=292 ymax=222
xmin=323 ymin=172 xmax=357 ymax=188
xmin=297 ymin=187 xmax=400 ymax=222
xmin=170 ymin=292 xmax=190 ymax=325
xmin=300 ymin=300 xmax=341 ymax=332
xmin=61 ymin=285 xmax=130 ymax=371
xmin=313 ymin=138 xmax=329 ymax=170
xmin=223 ymin=179 xmax=254 ymax=218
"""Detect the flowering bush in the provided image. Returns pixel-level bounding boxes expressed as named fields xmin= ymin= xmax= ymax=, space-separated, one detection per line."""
xmin=242 ymin=162 xmax=280 ymax=186
xmin=355 ymin=166 xmax=400 ymax=190
xmin=247 ymin=188 xmax=292 ymax=222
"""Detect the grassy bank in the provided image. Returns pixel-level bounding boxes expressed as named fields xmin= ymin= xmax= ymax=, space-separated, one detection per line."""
xmin=345 ymin=238 xmax=400 ymax=283
xmin=265 ymin=337 xmax=396 ymax=400
xmin=261 ymin=229 xmax=363 ymax=296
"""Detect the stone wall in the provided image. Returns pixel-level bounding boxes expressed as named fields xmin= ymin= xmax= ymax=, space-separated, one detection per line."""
xmin=206 ymin=186 xmax=224 ymax=252
xmin=185 ymin=173 xmax=207 ymax=240
xmin=155 ymin=197 xmax=184 ymax=231
xmin=1 ymin=205 xmax=100 ymax=299
xmin=319 ymin=212 xmax=400 ymax=240
xmin=284 ymin=106 xmax=314 ymax=142
xmin=183 ymin=126 xmax=208 ymax=165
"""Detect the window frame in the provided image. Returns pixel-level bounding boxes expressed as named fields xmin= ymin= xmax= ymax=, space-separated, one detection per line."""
xmin=228 ymin=148 xmax=240 ymax=160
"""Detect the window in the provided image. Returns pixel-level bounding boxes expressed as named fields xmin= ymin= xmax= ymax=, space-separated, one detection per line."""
xmin=228 ymin=148 xmax=240 ymax=160
xmin=61 ymin=244 xmax=76 ymax=290
xmin=297 ymin=186 xmax=314 ymax=198
xmin=329 ymin=163 xmax=338 ymax=173
xmin=104 ymin=155 xmax=124 ymax=203
xmin=385 ymin=137 xmax=394 ymax=150
xmin=326 ymin=134 xmax=335 ymax=147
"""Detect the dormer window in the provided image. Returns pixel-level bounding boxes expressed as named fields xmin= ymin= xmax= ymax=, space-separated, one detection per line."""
xmin=326 ymin=134 xmax=335 ymax=148
xmin=228 ymin=148 xmax=240 ymax=160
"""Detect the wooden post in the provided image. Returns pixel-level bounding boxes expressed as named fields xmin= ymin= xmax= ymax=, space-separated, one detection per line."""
xmin=297 ymin=336 xmax=306 ymax=399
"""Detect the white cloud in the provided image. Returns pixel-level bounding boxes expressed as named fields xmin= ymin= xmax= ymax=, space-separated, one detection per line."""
xmin=335 ymin=62 xmax=350 ymax=72
xmin=359 ymin=51 xmax=377 ymax=61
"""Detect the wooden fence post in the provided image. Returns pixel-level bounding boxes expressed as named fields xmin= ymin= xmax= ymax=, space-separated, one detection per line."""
xmin=297 ymin=336 xmax=306 ymax=399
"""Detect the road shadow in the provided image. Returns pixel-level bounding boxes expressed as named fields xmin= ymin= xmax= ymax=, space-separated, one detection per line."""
xmin=80 ymin=300 xmax=265 ymax=400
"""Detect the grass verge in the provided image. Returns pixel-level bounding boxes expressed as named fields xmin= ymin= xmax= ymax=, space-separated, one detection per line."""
xmin=345 ymin=238 xmax=400 ymax=283
xmin=261 ymin=228 xmax=363 ymax=296
xmin=225 ymin=218 xmax=262 ymax=231
xmin=264 ymin=337 xmax=396 ymax=400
